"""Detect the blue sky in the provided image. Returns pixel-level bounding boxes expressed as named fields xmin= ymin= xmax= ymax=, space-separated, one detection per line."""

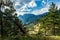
xmin=11 ymin=0 xmax=60 ymax=16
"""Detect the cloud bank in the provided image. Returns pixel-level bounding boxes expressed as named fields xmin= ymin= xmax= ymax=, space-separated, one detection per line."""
xmin=11 ymin=0 xmax=60 ymax=16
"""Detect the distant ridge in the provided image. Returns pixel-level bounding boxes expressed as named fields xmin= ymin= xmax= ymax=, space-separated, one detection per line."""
xmin=18 ymin=12 xmax=48 ymax=24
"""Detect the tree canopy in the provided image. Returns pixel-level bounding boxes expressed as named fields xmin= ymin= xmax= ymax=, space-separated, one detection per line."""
xmin=37 ymin=2 xmax=60 ymax=36
xmin=0 ymin=0 xmax=26 ymax=40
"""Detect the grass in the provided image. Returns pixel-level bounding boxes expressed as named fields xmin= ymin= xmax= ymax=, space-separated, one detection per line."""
xmin=0 ymin=34 xmax=60 ymax=40
xmin=45 ymin=36 xmax=60 ymax=40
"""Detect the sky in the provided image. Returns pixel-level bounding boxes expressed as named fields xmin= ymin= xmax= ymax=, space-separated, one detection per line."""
xmin=11 ymin=0 xmax=60 ymax=16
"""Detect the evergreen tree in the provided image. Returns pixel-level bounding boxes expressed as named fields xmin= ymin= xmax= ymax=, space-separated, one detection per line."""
xmin=0 ymin=0 xmax=26 ymax=39
xmin=37 ymin=2 xmax=60 ymax=36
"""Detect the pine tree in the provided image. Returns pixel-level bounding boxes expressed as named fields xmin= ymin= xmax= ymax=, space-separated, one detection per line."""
xmin=0 ymin=0 xmax=26 ymax=39
xmin=37 ymin=2 xmax=60 ymax=36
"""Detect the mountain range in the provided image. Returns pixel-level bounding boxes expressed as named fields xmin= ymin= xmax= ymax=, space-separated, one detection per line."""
xmin=18 ymin=12 xmax=48 ymax=24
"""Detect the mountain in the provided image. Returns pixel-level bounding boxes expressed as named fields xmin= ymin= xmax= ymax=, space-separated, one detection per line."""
xmin=18 ymin=12 xmax=48 ymax=24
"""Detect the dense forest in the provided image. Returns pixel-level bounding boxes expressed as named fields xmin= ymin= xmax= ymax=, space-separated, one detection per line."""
xmin=0 ymin=0 xmax=60 ymax=40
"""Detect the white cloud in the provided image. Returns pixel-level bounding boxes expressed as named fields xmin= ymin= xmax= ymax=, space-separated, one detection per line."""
xmin=32 ymin=3 xmax=60 ymax=15
xmin=18 ymin=0 xmax=37 ymax=12
xmin=14 ymin=0 xmax=37 ymax=16
xmin=57 ymin=4 xmax=60 ymax=9
xmin=19 ymin=4 xmax=27 ymax=11
xmin=58 ymin=5 xmax=60 ymax=9
xmin=14 ymin=2 xmax=20 ymax=6
xmin=13 ymin=0 xmax=60 ymax=16
xmin=16 ymin=0 xmax=37 ymax=11
xmin=32 ymin=5 xmax=50 ymax=15
xmin=16 ymin=3 xmax=50 ymax=16
xmin=15 ymin=11 xmax=30 ymax=16
xmin=16 ymin=4 xmax=32 ymax=12
xmin=28 ymin=0 xmax=37 ymax=8
xmin=42 ymin=0 xmax=46 ymax=4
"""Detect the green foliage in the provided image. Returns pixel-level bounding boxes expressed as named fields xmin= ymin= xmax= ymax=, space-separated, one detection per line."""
xmin=37 ymin=2 xmax=60 ymax=36
xmin=0 ymin=1 xmax=60 ymax=40
xmin=0 ymin=0 xmax=26 ymax=40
